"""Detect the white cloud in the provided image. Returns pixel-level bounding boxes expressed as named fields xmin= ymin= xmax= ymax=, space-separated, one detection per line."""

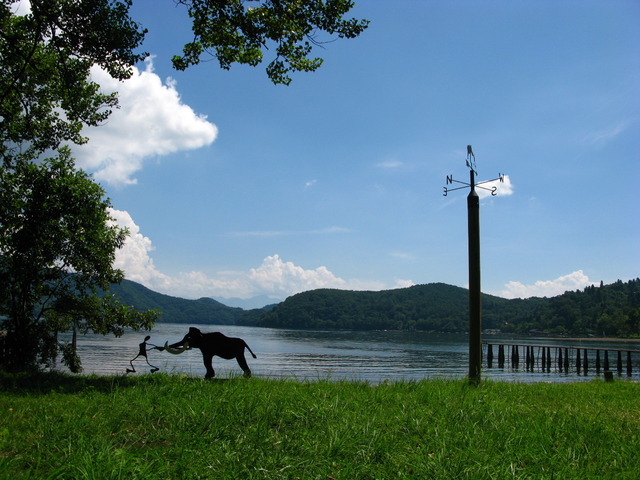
xmin=394 ymin=279 xmax=416 ymax=289
xmin=109 ymin=209 xmax=399 ymax=301
xmin=11 ymin=0 xmax=31 ymax=15
xmin=497 ymin=270 xmax=595 ymax=299
xmin=581 ymin=121 xmax=628 ymax=147
xmin=376 ymin=160 xmax=403 ymax=169
xmin=477 ymin=174 xmax=514 ymax=199
xmin=389 ymin=251 xmax=414 ymax=260
xmin=108 ymin=208 xmax=173 ymax=290
xmin=246 ymin=255 xmax=347 ymax=296
xmin=227 ymin=226 xmax=353 ymax=237
xmin=73 ymin=58 xmax=218 ymax=186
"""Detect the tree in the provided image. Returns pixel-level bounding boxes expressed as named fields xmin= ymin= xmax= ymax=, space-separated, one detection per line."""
xmin=0 ymin=0 xmax=153 ymax=372
xmin=172 ymin=0 xmax=369 ymax=85
xmin=0 ymin=0 xmax=147 ymax=165
xmin=0 ymin=149 xmax=157 ymax=372
xmin=0 ymin=0 xmax=367 ymax=372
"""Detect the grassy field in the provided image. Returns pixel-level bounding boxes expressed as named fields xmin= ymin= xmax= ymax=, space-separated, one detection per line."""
xmin=1 ymin=372 xmax=639 ymax=479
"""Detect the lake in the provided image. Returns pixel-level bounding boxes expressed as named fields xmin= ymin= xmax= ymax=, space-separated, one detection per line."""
xmin=63 ymin=323 xmax=640 ymax=383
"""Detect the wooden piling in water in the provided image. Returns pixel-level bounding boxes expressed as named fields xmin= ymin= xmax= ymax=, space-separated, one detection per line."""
xmin=482 ymin=342 xmax=637 ymax=378
xmin=546 ymin=347 xmax=551 ymax=372
xmin=487 ymin=344 xmax=493 ymax=368
xmin=558 ymin=348 xmax=563 ymax=372
xmin=617 ymin=351 xmax=623 ymax=374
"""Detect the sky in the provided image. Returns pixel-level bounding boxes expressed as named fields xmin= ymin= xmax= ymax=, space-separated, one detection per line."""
xmin=58 ymin=1 xmax=639 ymax=306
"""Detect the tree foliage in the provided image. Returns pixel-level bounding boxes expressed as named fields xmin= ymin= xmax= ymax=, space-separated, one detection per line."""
xmin=172 ymin=0 xmax=369 ymax=85
xmin=0 ymin=0 xmax=152 ymax=372
xmin=0 ymin=150 xmax=157 ymax=372
xmin=0 ymin=0 xmax=147 ymax=164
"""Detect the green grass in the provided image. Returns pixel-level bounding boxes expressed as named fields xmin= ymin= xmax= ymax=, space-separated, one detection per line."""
xmin=1 ymin=372 xmax=639 ymax=479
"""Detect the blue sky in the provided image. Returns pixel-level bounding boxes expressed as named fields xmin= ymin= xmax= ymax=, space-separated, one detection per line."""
xmin=67 ymin=0 xmax=639 ymax=306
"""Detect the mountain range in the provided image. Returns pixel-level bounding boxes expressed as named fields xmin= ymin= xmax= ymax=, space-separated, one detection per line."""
xmin=108 ymin=278 xmax=640 ymax=336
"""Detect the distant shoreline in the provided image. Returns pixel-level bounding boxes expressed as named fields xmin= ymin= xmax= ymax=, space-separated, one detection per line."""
xmin=555 ymin=336 xmax=640 ymax=343
xmin=484 ymin=333 xmax=640 ymax=343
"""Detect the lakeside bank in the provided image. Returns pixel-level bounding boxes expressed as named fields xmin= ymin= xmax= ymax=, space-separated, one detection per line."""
xmin=1 ymin=373 xmax=638 ymax=479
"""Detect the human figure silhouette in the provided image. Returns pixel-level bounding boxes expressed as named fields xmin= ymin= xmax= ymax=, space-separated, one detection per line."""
xmin=126 ymin=335 xmax=160 ymax=373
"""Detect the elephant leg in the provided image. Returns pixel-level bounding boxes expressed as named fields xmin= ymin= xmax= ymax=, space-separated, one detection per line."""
xmin=236 ymin=353 xmax=252 ymax=378
xmin=202 ymin=353 xmax=215 ymax=379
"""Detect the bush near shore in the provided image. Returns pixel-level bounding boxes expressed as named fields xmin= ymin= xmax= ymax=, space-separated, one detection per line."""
xmin=1 ymin=372 xmax=639 ymax=479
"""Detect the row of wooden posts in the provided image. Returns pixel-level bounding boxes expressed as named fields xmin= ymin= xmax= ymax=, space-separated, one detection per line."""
xmin=483 ymin=343 xmax=637 ymax=376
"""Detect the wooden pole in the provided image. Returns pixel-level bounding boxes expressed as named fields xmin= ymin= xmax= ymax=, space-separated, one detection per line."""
xmin=487 ymin=344 xmax=493 ymax=368
xmin=617 ymin=351 xmax=623 ymax=374
xmin=546 ymin=347 xmax=551 ymax=372
xmin=467 ymin=169 xmax=482 ymax=385
xmin=576 ymin=349 xmax=581 ymax=374
xmin=583 ymin=349 xmax=588 ymax=376
xmin=558 ymin=348 xmax=563 ymax=372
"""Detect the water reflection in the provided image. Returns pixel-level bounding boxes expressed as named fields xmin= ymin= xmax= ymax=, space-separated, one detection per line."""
xmin=60 ymin=324 xmax=640 ymax=383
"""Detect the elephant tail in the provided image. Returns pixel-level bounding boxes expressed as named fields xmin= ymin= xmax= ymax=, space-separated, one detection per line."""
xmin=244 ymin=341 xmax=257 ymax=359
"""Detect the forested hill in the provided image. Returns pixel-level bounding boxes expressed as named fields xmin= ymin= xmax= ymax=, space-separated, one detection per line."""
xmin=257 ymin=280 xmax=640 ymax=336
xmin=256 ymin=283 xmax=510 ymax=331
xmin=107 ymin=279 xmax=264 ymax=325
xmin=108 ymin=278 xmax=640 ymax=337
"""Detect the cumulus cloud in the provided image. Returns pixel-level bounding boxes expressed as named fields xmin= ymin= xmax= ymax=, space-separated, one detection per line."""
xmin=476 ymin=174 xmax=514 ymax=199
xmin=109 ymin=209 xmax=402 ymax=301
xmin=73 ymin=58 xmax=218 ymax=186
xmin=497 ymin=270 xmax=595 ymax=299
xmin=246 ymin=255 xmax=347 ymax=296
xmin=394 ymin=279 xmax=416 ymax=289
xmin=108 ymin=208 xmax=173 ymax=290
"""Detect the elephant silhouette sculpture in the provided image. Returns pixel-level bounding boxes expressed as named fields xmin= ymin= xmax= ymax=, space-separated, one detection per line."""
xmin=164 ymin=327 xmax=257 ymax=379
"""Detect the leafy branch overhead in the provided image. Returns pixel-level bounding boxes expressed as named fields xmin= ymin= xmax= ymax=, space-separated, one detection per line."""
xmin=173 ymin=0 xmax=369 ymax=85
xmin=0 ymin=0 xmax=147 ymax=161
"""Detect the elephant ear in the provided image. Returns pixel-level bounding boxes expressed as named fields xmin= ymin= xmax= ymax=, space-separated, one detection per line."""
xmin=164 ymin=341 xmax=189 ymax=355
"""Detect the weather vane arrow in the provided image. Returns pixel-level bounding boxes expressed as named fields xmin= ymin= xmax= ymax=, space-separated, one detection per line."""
xmin=443 ymin=146 xmax=504 ymax=197
xmin=442 ymin=146 xmax=507 ymax=385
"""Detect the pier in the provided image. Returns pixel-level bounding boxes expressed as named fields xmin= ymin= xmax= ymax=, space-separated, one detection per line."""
xmin=483 ymin=342 xmax=639 ymax=377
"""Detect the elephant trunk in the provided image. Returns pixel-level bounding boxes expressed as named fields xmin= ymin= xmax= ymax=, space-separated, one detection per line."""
xmin=164 ymin=341 xmax=189 ymax=355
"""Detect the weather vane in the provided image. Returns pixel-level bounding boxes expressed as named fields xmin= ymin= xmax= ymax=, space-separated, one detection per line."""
xmin=442 ymin=146 xmax=507 ymax=385
xmin=443 ymin=145 xmax=504 ymax=197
